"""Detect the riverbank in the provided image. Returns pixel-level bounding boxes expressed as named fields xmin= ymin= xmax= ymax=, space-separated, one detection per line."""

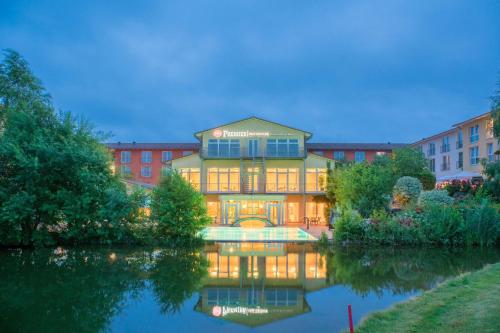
xmin=353 ymin=262 xmax=500 ymax=333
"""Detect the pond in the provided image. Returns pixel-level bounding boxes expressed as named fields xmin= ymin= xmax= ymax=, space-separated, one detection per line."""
xmin=1 ymin=243 xmax=499 ymax=333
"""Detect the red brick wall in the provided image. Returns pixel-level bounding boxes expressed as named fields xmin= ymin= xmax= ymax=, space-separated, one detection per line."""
xmin=310 ymin=149 xmax=392 ymax=162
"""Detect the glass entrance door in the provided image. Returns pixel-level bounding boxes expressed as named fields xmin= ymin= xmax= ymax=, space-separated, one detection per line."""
xmin=267 ymin=203 xmax=281 ymax=225
xmin=225 ymin=203 xmax=238 ymax=225
xmin=248 ymin=139 xmax=259 ymax=157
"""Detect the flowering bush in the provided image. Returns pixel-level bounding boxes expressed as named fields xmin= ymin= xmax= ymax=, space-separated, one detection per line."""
xmin=393 ymin=177 xmax=423 ymax=207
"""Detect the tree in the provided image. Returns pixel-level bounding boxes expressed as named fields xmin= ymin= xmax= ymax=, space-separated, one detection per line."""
xmin=491 ymin=78 xmax=500 ymax=142
xmin=332 ymin=162 xmax=394 ymax=217
xmin=150 ymin=171 xmax=210 ymax=242
xmin=392 ymin=147 xmax=435 ymax=190
xmin=0 ymin=50 xmax=131 ymax=246
xmin=483 ymin=161 xmax=500 ymax=201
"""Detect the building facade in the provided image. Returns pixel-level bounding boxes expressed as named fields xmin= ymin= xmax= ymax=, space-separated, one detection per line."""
xmin=412 ymin=112 xmax=498 ymax=182
xmin=108 ymin=117 xmax=405 ymax=226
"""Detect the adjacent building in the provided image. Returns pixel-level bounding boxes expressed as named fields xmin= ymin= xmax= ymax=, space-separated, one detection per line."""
xmin=108 ymin=117 xmax=405 ymax=226
xmin=412 ymin=112 xmax=498 ymax=182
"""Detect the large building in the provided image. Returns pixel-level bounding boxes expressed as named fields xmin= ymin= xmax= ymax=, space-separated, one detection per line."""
xmin=412 ymin=112 xmax=498 ymax=182
xmin=108 ymin=117 xmax=405 ymax=226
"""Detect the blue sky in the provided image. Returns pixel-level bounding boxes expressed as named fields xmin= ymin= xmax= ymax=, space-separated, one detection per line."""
xmin=1 ymin=0 xmax=499 ymax=143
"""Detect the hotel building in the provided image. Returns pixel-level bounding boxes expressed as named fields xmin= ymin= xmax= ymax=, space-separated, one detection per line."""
xmin=108 ymin=117 xmax=405 ymax=226
xmin=412 ymin=112 xmax=498 ymax=182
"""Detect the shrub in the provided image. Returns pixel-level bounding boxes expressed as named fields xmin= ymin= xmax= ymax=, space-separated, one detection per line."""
xmin=150 ymin=171 xmax=211 ymax=242
xmin=420 ymin=204 xmax=464 ymax=245
xmin=334 ymin=209 xmax=365 ymax=242
xmin=419 ymin=170 xmax=437 ymax=191
xmin=462 ymin=199 xmax=500 ymax=246
xmin=418 ymin=190 xmax=454 ymax=207
xmin=483 ymin=160 xmax=500 ymax=201
xmin=393 ymin=176 xmax=422 ymax=207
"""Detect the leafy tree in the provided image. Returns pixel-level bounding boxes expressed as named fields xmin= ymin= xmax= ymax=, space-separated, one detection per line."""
xmin=483 ymin=160 xmax=500 ymax=201
xmin=391 ymin=147 xmax=435 ymax=189
xmin=332 ymin=162 xmax=394 ymax=217
xmin=150 ymin=171 xmax=210 ymax=242
xmin=0 ymin=50 xmax=131 ymax=246
xmin=491 ymin=78 xmax=500 ymax=141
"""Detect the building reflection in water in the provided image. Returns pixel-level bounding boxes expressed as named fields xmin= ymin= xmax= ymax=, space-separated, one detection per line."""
xmin=196 ymin=242 xmax=328 ymax=327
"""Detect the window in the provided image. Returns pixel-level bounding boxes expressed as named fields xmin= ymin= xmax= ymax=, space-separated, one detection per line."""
xmin=287 ymin=202 xmax=299 ymax=223
xmin=207 ymin=139 xmax=240 ymax=157
xmin=428 ymin=143 xmax=436 ymax=156
xmin=266 ymin=168 xmax=299 ymax=192
xmin=469 ymin=125 xmax=479 ymax=143
xmin=161 ymin=151 xmax=172 ymax=162
xmin=265 ymin=254 xmax=298 ymax=279
xmin=469 ymin=146 xmax=479 ymax=165
xmin=429 ymin=158 xmax=435 ymax=172
xmin=486 ymin=120 xmax=494 ymax=138
xmin=487 ymin=143 xmax=494 ymax=162
xmin=457 ymin=130 xmax=463 ymax=149
xmin=305 ymin=253 xmax=326 ymax=278
xmin=141 ymin=166 xmax=152 ymax=177
xmin=120 ymin=151 xmax=131 ymax=163
xmin=182 ymin=151 xmax=193 ymax=157
xmin=333 ymin=151 xmax=345 ymax=160
xmin=354 ymin=151 xmax=365 ymax=163
xmin=207 ymin=168 xmax=240 ymax=192
xmin=179 ymin=168 xmax=200 ymax=190
xmin=266 ymin=139 xmax=299 ymax=157
xmin=120 ymin=165 xmax=131 ymax=175
xmin=457 ymin=152 xmax=463 ymax=169
xmin=441 ymin=136 xmax=450 ymax=153
xmin=441 ymin=155 xmax=450 ymax=171
xmin=306 ymin=202 xmax=327 ymax=223
xmin=141 ymin=151 xmax=152 ymax=163
xmin=306 ymin=168 xmax=327 ymax=192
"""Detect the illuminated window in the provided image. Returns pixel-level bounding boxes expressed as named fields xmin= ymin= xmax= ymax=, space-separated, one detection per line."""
xmin=207 ymin=202 xmax=220 ymax=223
xmin=266 ymin=254 xmax=298 ymax=279
xmin=207 ymin=168 xmax=240 ymax=192
xmin=247 ymin=256 xmax=259 ymax=278
xmin=120 ymin=151 xmax=131 ymax=163
xmin=306 ymin=253 xmax=326 ymax=279
xmin=179 ymin=168 xmax=200 ymax=190
xmin=141 ymin=151 xmax=152 ymax=163
xmin=287 ymin=202 xmax=299 ymax=223
xmin=209 ymin=254 xmax=239 ymax=278
xmin=306 ymin=202 xmax=327 ymax=223
xmin=266 ymin=168 xmax=299 ymax=192
xmin=306 ymin=168 xmax=327 ymax=192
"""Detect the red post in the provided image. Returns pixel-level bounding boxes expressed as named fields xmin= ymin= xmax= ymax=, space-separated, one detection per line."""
xmin=348 ymin=304 xmax=354 ymax=333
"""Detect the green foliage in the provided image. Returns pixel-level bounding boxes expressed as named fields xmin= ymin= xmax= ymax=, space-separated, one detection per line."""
xmin=150 ymin=171 xmax=210 ymax=242
xmin=418 ymin=190 xmax=454 ymax=207
xmin=483 ymin=161 xmax=500 ymax=201
xmin=393 ymin=176 xmax=422 ymax=207
xmin=419 ymin=170 xmax=437 ymax=190
xmin=332 ymin=162 xmax=394 ymax=217
xmin=419 ymin=204 xmax=465 ymax=245
xmin=461 ymin=199 xmax=500 ymax=247
xmin=333 ymin=209 xmax=365 ymax=241
xmin=491 ymin=79 xmax=500 ymax=140
xmin=391 ymin=147 xmax=428 ymax=179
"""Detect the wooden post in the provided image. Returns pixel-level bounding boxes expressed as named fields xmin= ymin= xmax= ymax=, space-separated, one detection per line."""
xmin=348 ymin=304 xmax=354 ymax=333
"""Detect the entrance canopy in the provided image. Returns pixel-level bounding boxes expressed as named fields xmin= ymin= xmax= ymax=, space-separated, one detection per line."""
xmin=437 ymin=171 xmax=482 ymax=182
xmin=219 ymin=194 xmax=286 ymax=226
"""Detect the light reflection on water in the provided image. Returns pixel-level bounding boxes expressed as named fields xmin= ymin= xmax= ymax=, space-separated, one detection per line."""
xmin=0 ymin=243 xmax=499 ymax=333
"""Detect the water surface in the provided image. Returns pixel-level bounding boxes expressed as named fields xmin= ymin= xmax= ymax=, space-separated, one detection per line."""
xmin=1 ymin=244 xmax=498 ymax=333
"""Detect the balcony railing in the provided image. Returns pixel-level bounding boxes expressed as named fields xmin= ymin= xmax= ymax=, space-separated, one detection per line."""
xmin=440 ymin=163 xmax=450 ymax=171
xmin=456 ymin=141 xmax=463 ymax=149
xmin=456 ymin=160 xmax=463 ymax=170
xmin=440 ymin=144 xmax=450 ymax=153
xmin=200 ymin=147 xmax=306 ymax=159
xmin=427 ymin=149 xmax=435 ymax=156
xmin=470 ymin=157 xmax=480 ymax=165
xmin=190 ymin=181 xmax=327 ymax=194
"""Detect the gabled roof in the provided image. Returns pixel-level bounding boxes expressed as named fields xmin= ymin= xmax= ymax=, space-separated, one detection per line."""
xmin=194 ymin=116 xmax=313 ymax=139
xmin=452 ymin=111 xmax=491 ymax=127
xmin=307 ymin=142 xmax=407 ymax=150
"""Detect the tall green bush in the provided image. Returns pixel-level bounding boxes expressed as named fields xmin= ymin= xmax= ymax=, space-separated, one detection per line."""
xmin=333 ymin=209 xmax=365 ymax=242
xmin=462 ymin=199 xmax=500 ymax=246
xmin=150 ymin=171 xmax=210 ymax=242
xmin=420 ymin=204 xmax=465 ymax=245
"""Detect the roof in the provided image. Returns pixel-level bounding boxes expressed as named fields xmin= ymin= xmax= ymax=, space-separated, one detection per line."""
xmin=306 ymin=142 xmax=407 ymax=150
xmin=411 ymin=128 xmax=457 ymax=145
xmin=193 ymin=116 xmax=313 ymax=139
xmin=452 ymin=111 xmax=491 ymax=127
xmin=106 ymin=142 xmax=200 ymax=150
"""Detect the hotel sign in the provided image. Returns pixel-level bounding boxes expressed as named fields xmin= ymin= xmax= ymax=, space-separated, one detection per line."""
xmin=213 ymin=129 xmax=270 ymax=138
xmin=212 ymin=305 xmax=269 ymax=317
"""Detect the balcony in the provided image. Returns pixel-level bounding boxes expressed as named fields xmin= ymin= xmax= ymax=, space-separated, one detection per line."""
xmin=456 ymin=160 xmax=463 ymax=170
xmin=440 ymin=144 xmax=450 ymax=153
xmin=456 ymin=141 xmax=463 ymax=149
xmin=440 ymin=163 xmax=450 ymax=171
xmin=200 ymin=147 xmax=306 ymax=159
xmin=470 ymin=157 xmax=480 ymax=166
xmin=427 ymin=149 xmax=435 ymax=156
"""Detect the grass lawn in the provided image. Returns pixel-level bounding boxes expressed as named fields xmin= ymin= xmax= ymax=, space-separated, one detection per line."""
xmin=353 ymin=262 xmax=500 ymax=333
